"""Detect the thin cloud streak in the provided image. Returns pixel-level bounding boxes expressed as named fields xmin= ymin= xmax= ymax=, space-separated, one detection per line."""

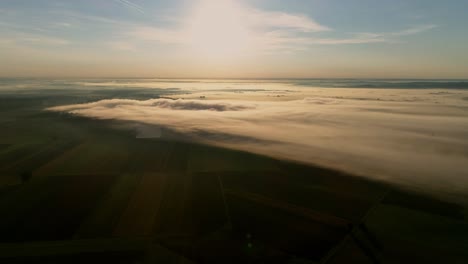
xmin=246 ymin=8 xmax=331 ymax=32
xmin=113 ymin=0 xmax=145 ymax=14
xmin=0 ymin=31 xmax=69 ymax=46
xmin=391 ymin=24 xmax=437 ymax=36
xmin=258 ymin=24 xmax=437 ymax=50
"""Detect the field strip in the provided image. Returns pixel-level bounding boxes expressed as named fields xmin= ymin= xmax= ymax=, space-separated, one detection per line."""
xmin=152 ymin=172 xmax=192 ymax=235
xmin=176 ymin=172 xmax=193 ymax=231
xmin=113 ymin=172 xmax=167 ymax=237
xmin=1 ymin=142 xmax=58 ymax=171
xmin=74 ymin=173 xmax=143 ymax=238
xmin=225 ymin=188 xmax=350 ymax=228
xmin=0 ymin=144 xmax=41 ymax=170
xmin=33 ymin=141 xmax=88 ymax=177
xmin=0 ymin=238 xmax=150 ymax=258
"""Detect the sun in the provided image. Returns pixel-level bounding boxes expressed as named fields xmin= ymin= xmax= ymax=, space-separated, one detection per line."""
xmin=185 ymin=0 xmax=253 ymax=59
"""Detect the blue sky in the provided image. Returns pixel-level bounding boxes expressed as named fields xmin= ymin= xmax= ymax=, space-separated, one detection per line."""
xmin=0 ymin=0 xmax=467 ymax=78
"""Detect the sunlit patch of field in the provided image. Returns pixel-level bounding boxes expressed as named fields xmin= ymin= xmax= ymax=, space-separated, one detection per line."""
xmin=5 ymin=140 xmax=79 ymax=177
xmin=113 ymin=172 xmax=167 ymax=237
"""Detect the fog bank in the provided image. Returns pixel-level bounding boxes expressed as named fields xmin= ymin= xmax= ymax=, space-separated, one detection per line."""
xmin=49 ymin=87 xmax=468 ymax=199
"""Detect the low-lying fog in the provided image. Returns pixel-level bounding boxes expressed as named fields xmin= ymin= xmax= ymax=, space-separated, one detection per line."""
xmin=48 ymin=81 xmax=468 ymax=201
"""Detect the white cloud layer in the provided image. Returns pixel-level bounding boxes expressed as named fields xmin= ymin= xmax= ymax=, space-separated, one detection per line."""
xmin=48 ymin=87 xmax=468 ymax=200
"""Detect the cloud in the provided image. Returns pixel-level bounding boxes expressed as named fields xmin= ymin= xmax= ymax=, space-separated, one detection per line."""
xmin=391 ymin=24 xmax=437 ymax=36
xmin=257 ymin=31 xmax=386 ymax=50
xmin=19 ymin=35 xmax=69 ymax=46
xmin=50 ymin=98 xmax=255 ymax=112
xmin=48 ymin=88 xmax=468 ymax=199
xmin=149 ymin=99 xmax=254 ymax=111
xmin=0 ymin=32 xmax=69 ymax=46
xmin=246 ymin=8 xmax=331 ymax=32
xmin=259 ymin=24 xmax=437 ymax=49
xmin=113 ymin=0 xmax=145 ymax=14
xmin=58 ymin=12 xmax=123 ymax=25
xmin=0 ymin=18 xmax=71 ymax=47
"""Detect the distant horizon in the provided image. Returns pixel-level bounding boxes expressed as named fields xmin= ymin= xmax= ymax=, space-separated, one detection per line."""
xmin=2 ymin=76 xmax=468 ymax=81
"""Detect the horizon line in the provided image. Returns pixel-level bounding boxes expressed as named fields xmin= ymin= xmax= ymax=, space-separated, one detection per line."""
xmin=2 ymin=76 xmax=468 ymax=81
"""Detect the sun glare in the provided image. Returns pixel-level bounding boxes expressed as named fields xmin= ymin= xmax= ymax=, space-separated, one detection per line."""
xmin=185 ymin=0 xmax=253 ymax=59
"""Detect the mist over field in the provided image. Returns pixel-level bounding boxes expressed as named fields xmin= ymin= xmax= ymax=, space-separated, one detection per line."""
xmin=48 ymin=80 xmax=468 ymax=199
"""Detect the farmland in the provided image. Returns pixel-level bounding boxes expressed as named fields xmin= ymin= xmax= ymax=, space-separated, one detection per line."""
xmin=0 ymin=89 xmax=467 ymax=263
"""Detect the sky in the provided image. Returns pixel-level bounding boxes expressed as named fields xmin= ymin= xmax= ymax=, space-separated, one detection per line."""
xmin=0 ymin=0 xmax=467 ymax=78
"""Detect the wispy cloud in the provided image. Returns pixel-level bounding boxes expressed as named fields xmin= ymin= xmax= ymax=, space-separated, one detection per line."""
xmin=258 ymin=24 xmax=437 ymax=51
xmin=18 ymin=36 xmax=69 ymax=46
xmin=390 ymin=24 xmax=437 ymax=36
xmin=113 ymin=0 xmax=145 ymax=14
xmin=0 ymin=31 xmax=69 ymax=46
xmin=246 ymin=8 xmax=331 ymax=32
xmin=48 ymin=10 xmax=129 ymax=26
xmin=257 ymin=31 xmax=383 ymax=50
xmin=52 ymin=22 xmax=72 ymax=28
